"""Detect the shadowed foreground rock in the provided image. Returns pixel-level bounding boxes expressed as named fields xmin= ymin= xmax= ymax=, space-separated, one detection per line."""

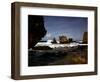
xmin=28 ymin=15 xmax=47 ymax=49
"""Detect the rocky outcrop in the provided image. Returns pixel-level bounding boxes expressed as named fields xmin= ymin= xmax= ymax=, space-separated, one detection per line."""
xmin=83 ymin=32 xmax=88 ymax=44
xmin=28 ymin=15 xmax=47 ymax=49
xmin=59 ymin=36 xmax=68 ymax=44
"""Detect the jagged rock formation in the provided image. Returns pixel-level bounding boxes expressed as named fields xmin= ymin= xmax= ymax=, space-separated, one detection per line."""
xmin=28 ymin=15 xmax=47 ymax=49
xmin=52 ymin=38 xmax=57 ymax=44
xmin=83 ymin=32 xmax=88 ymax=44
xmin=59 ymin=36 xmax=68 ymax=44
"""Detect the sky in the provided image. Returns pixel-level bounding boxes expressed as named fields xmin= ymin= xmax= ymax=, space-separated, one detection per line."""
xmin=42 ymin=16 xmax=87 ymax=41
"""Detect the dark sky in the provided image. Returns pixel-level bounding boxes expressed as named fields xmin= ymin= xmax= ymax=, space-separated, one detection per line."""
xmin=42 ymin=16 xmax=87 ymax=41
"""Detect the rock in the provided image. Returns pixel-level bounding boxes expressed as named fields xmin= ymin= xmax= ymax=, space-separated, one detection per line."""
xmin=28 ymin=15 xmax=47 ymax=49
xmin=83 ymin=32 xmax=88 ymax=44
xmin=59 ymin=35 xmax=68 ymax=44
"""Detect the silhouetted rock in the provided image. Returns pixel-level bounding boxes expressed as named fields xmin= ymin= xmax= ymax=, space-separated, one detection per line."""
xmin=52 ymin=38 xmax=57 ymax=44
xmin=68 ymin=38 xmax=73 ymax=43
xmin=28 ymin=15 xmax=47 ymax=49
xmin=59 ymin=35 xmax=68 ymax=44
xmin=83 ymin=32 xmax=88 ymax=44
